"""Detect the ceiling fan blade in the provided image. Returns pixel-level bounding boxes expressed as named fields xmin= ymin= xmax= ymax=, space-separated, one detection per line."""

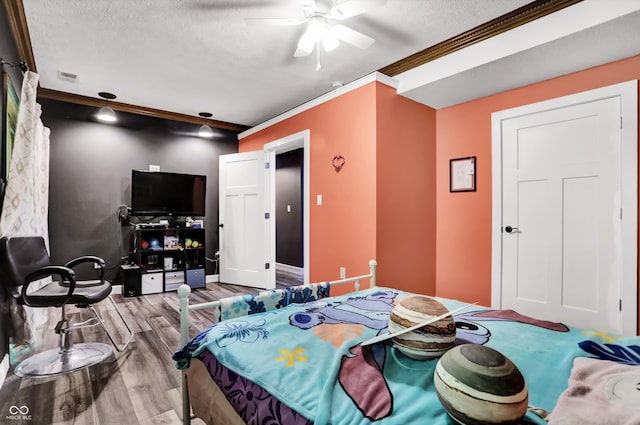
xmin=244 ymin=18 xmax=306 ymax=26
xmin=297 ymin=0 xmax=319 ymax=14
xmin=294 ymin=45 xmax=313 ymax=57
xmin=328 ymin=0 xmax=386 ymax=20
xmin=331 ymin=24 xmax=375 ymax=49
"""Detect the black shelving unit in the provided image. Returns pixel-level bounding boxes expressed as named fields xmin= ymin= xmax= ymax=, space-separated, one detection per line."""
xmin=129 ymin=226 xmax=206 ymax=295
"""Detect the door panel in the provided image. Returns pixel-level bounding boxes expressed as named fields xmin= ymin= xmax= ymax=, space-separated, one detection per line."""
xmin=562 ymin=176 xmax=598 ymax=311
xmin=516 ymin=115 xmax=598 ymax=167
xmin=514 ymin=179 xmax=549 ymax=304
xmin=219 ymin=151 xmax=275 ymax=289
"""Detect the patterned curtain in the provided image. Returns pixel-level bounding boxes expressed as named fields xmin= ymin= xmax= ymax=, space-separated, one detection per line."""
xmin=0 ymin=71 xmax=50 ymax=239
xmin=0 ymin=71 xmax=51 ymax=350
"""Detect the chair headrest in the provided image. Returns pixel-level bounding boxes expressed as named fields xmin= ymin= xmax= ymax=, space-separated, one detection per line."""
xmin=0 ymin=236 xmax=50 ymax=288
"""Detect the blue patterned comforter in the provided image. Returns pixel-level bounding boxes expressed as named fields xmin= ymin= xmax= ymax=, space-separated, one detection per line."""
xmin=174 ymin=287 xmax=640 ymax=425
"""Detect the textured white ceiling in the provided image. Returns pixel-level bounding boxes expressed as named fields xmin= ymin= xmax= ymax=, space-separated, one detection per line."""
xmin=21 ymin=0 xmax=531 ymax=126
xmin=20 ymin=0 xmax=640 ymax=128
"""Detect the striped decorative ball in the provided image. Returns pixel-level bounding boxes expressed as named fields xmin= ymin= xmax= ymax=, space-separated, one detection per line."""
xmin=434 ymin=344 xmax=528 ymax=425
xmin=388 ymin=295 xmax=456 ymax=360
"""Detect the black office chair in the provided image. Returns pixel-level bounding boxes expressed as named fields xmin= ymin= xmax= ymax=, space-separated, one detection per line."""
xmin=0 ymin=236 xmax=133 ymax=377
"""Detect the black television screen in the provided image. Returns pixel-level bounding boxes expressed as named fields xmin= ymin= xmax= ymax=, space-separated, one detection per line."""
xmin=131 ymin=170 xmax=206 ymax=216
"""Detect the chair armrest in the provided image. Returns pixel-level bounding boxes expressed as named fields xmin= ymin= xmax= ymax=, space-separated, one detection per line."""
xmin=65 ymin=255 xmax=105 ymax=270
xmin=65 ymin=255 xmax=106 ymax=283
xmin=22 ymin=265 xmax=76 ymax=307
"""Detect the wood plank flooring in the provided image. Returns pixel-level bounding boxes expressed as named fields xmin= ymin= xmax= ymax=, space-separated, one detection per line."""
xmin=0 ymin=266 xmax=303 ymax=425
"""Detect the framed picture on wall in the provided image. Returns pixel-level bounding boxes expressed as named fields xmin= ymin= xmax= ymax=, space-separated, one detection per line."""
xmin=2 ymin=71 xmax=19 ymax=181
xmin=450 ymin=156 xmax=476 ymax=192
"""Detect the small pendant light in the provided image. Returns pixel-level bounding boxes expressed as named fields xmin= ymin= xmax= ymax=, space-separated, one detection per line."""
xmin=198 ymin=112 xmax=213 ymax=138
xmin=97 ymin=92 xmax=117 ymax=122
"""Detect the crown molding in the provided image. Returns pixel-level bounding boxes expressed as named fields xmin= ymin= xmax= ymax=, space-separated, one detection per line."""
xmin=240 ymin=72 xmax=396 ymax=139
xmin=2 ymin=0 xmax=35 ymax=71
xmin=38 ymin=88 xmax=250 ymax=132
xmin=378 ymin=0 xmax=583 ymax=77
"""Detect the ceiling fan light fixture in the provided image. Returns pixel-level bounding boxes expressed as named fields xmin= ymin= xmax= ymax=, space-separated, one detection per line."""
xmin=297 ymin=28 xmax=317 ymax=54
xmin=306 ymin=17 xmax=325 ymax=39
xmin=251 ymin=0 xmax=384 ymax=59
xmin=322 ymin=31 xmax=339 ymax=52
xmin=298 ymin=16 xmax=339 ymax=54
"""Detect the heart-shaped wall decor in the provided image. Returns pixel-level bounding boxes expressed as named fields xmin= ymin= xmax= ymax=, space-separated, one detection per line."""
xmin=332 ymin=154 xmax=345 ymax=172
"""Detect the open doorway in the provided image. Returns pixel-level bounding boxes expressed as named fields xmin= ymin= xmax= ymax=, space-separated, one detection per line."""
xmin=275 ymin=148 xmax=304 ymax=287
xmin=265 ymin=130 xmax=310 ymax=286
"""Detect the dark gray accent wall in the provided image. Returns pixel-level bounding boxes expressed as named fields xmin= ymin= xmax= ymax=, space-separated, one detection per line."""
xmin=40 ymin=98 xmax=238 ymax=282
xmin=275 ymin=148 xmax=303 ymax=267
xmin=0 ymin=3 xmax=24 ymax=364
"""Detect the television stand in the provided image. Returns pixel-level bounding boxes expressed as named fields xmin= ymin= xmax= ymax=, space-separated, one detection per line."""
xmin=124 ymin=226 xmax=206 ymax=297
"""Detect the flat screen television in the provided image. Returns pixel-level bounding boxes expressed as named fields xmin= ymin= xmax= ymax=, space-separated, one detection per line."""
xmin=130 ymin=170 xmax=206 ymax=216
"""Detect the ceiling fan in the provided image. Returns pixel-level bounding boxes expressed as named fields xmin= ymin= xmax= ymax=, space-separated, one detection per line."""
xmin=246 ymin=0 xmax=386 ymax=58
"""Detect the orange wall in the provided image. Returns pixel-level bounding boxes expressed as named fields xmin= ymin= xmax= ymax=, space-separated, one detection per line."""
xmin=375 ymin=83 xmax=437 ymax=295
xmin=435 ymin=54 xmax=640 ymax=333
xmin=240 ymin=55 xmax=639 ymax=333
xmin=240 ymin=84 xmax=378 ymax=289
xmin=240 ymin=81 xmax=437 ymax=295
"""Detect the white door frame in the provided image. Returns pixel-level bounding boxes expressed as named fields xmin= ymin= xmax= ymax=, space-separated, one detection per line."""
xmin=491 ymin=80 xmax=638 ymax=335
xmin=264 ymin=129 xmax=310 ymax=284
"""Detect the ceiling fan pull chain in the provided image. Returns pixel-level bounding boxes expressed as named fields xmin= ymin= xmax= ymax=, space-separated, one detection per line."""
xmin=316 ymin=42 xmax=322 ymax=71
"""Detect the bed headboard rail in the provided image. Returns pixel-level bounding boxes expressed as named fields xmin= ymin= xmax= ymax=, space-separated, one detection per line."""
xmin=325 ymin=260 xmax=377 ymax=292
xmin=179 ymin=259 xmax=376 ymax=346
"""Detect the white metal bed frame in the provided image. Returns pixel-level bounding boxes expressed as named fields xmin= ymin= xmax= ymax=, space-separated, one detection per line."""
xmin=177 ymin=259 xmax=378 ymax=425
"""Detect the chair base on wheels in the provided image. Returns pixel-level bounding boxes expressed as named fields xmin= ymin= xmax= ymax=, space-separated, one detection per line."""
xmin=14 ymin=342 xmax=113 ymax=378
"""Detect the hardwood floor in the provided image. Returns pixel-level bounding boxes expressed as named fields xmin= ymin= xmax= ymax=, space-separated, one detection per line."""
xmin=0 ymin=273 xmax=302 ymax=425
xmin=274 ymin=263 xmax=304 ymax=287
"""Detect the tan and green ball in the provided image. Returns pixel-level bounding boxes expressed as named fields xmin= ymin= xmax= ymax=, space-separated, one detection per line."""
xmin=388 ymin=295 xmax=456 ymax=360
xmin=434 ymin=344 xmax=529 ymax=424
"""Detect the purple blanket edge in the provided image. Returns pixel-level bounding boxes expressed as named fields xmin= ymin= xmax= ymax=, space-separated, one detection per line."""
xmin=198 ymin=350 xmax=313 ymax=425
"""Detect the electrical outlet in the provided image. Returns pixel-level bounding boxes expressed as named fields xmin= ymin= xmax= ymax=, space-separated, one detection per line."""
xmin=340 ymin=267 xmax=346 ymax=279
xmin=149 ymin=164 xmax=160 ymax=172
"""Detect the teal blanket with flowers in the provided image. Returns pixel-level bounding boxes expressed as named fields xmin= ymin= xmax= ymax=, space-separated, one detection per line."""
xmin=174 ymin=287 xmax=640 ymax=425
